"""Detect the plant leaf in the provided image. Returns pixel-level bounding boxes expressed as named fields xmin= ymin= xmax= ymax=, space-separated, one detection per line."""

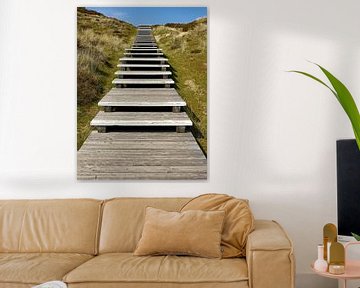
xmin=288 ymin=70 xmax=338 ymax=99
xmin=351 ymin=232 xmax=360 ymax=241
xmin=316 ymin=64 xmax=360 ymax=150
xmin=289 ymin=65 xmax=360 ymax=150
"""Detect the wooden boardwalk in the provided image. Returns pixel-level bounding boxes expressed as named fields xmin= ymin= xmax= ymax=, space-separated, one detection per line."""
xmin=77 ymin=25 xmax=207 ymax=180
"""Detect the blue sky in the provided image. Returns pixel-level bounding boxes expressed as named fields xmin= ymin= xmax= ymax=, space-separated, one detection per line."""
xmin=86 ymin=7 xmax=207 ymax=26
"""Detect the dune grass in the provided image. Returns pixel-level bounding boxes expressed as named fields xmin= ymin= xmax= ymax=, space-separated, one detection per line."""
xmin=77 ymin=8 xmax=136 ymax=150
xmin=153 ymin=18 xmax=207 ymax=154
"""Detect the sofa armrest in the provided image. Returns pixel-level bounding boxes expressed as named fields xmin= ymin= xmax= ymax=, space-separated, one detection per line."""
xmin=246 ymin=220 xmax=295 ymax=288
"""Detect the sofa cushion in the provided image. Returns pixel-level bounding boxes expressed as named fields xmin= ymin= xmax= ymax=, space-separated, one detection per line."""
xmin=181 ymin=194 xmax=254 ymax=258
xmin=0 ymin=199 xmax=102 ymax=254
xmin=0 ymin=253 xmax=93 ymax=285
xmin=134 ymin=207 xmax=225 ymax=258
xmin=63 ymin=253 xmax=248 ymax=285
xmin=99 ymin=198 xmax=190 ymax=253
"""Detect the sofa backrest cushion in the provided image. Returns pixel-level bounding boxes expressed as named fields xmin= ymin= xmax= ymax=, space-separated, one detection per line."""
xmin=181 ymin=194 xmax=254 ymax=258
xmin=0 ymin=199 xmax=102 ymax=254
xmin=99 ymin=198 xmax=189 ymax=253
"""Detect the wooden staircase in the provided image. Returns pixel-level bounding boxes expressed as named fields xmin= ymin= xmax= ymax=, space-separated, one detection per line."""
xmin=77 ymin=25 xmax=207 ymax=180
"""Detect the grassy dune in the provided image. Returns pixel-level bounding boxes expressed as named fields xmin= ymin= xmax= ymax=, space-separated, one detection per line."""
xmin=77 ymin=8 xmax=136 ymax=150
xmin=153 ymin=18 xmax=207 ymax=154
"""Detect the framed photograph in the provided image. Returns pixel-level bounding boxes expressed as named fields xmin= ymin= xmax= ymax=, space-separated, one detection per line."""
xmin=77 ymin=7 xmax=207 ymax=180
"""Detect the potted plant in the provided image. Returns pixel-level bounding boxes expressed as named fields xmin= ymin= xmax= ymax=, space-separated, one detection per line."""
xmin=290 ymin=63 xmax=360 ymax=240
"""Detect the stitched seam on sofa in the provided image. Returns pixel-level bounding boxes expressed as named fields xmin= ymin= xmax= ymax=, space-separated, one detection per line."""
xmin=250 ymin=250 xmax=293 ymax=288
xmin=271 ymin=220 xmax=293 ymax=249
xmin=248 ymin=250 xmax=253 ymax=288
xmin=249 ymin=248 xmax=291 ymax=251
xmin=64 ymin=279 xmax=249 ymax=284
xmin=18 ymin=201 xmax=29 ymax=252
xmin=271 ymin=220 xmax=295 ymax=288
xmin=94 ymin=201 xmax=105 ymax=255
xmin=61 ymin=256 xmax=96 ymax=282
xmin=55 ymin=257 xmax=94 ymax=284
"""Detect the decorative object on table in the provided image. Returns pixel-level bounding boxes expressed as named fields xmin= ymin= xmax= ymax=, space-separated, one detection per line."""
xmin=289 ymin=62 xmax=360 ymax=150
xmin=32 ymin=281 xmax=67 ymax=288
xmin=314 ymin=244 xmax=328 ymax=272
xmin=329 ymin=242 xmax=345 ymax=275
xmin=323 ymin=223 xmax=337 ymax=262
xmin=311 ymin=242 xmax=360 ymax=288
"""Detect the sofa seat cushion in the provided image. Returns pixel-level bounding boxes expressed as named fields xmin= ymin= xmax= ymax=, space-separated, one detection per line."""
xmin=0 ymin=253 xmax=93 ymax=285
xmin=64 ymin=253 xmax=248 ymax=285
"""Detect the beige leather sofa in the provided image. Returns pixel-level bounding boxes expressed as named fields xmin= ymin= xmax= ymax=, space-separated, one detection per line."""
xmin=0 ymin=198 xmax=295 ymax=288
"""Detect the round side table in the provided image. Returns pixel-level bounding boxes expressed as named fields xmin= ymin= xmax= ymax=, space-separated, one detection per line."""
xmin=311 ymin=242 xmax=360 ymax=288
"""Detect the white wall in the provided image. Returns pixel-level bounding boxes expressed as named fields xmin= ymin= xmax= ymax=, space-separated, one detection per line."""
xmin=0 ymin=0 xmax=359 ymax=287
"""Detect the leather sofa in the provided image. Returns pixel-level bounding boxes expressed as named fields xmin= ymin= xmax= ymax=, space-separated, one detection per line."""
xmin=0 ymin=198 xmax=295 ymax=288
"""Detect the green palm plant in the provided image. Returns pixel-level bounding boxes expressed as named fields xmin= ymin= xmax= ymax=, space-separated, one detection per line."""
xmin=289 ymin=63 xmax=360 ymax=151
xmin=291 ymin=63 xmax=360 ymax=241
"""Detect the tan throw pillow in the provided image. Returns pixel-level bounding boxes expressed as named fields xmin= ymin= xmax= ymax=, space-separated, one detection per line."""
xmin=134 ymin=207 xmax=225 ymax=258
xmin=181 ymin=194 xmax=255 ymax=258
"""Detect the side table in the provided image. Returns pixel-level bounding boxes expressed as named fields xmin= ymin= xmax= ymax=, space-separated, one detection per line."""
xmin=311 ymin=242 xmax=360 ymax=288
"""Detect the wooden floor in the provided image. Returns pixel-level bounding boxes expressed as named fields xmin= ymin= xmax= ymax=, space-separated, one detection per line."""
xmin=77 ymin=26 xmax=207 ymax=180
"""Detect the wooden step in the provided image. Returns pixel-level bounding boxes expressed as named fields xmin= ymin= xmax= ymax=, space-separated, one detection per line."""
xmin=134 ymin=40 xmax=155 ymax=43
xmin=98 ymin=88 xmax=186 ymax=107
xmin=136 ymin=36 xmax=154 ymax=39
xmin=134 ymin=40 xmax=156 ymax=43
xmin=117 ymin=64 xmax=170 ymax=69
xmin=133 ymin=43 xmax=157 ymax=46
xmin=119 ymin=57 xmax=168 ymax=62
xmin=112 ymin=78 xmax=174 ymax=86
xmin=132 ymin=44 xmax=157 ymax=47
xmin=126 ymin=48 xmax=162 ymax=52
xmin=91 ymin=112 xmax=192 ymax=128
xmin=124 ymin=53 xmax=164 ymax=56
xmin=132 ymin=43 xmax=157 ymax=48
xmin=114 ymin=70 xmax=171 ymax=76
